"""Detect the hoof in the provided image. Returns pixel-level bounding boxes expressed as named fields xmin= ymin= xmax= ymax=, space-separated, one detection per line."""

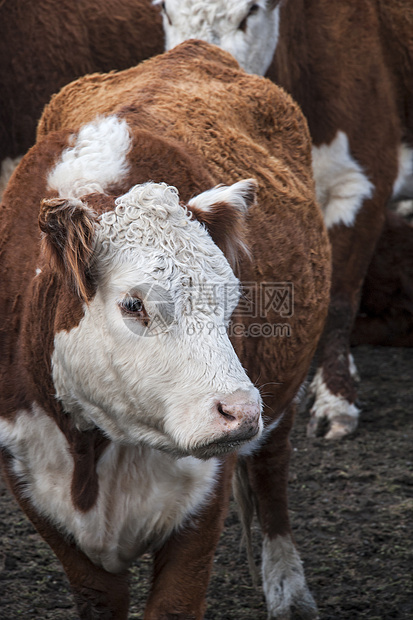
xmin=262 ymin=535 xmax=318 ymax=620
xmin=324 ymin=414 xmax=359 ymax=440
xmin=306 ymin=414 xmax=325 ymax=438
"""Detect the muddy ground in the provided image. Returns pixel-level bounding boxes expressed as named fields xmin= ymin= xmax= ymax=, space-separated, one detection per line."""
xmin=0 ymin=345 xmax=412 ymax=619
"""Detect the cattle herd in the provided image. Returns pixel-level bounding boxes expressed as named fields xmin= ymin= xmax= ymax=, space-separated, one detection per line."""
xmin=0 ymin=1 xmax=412 ymax=619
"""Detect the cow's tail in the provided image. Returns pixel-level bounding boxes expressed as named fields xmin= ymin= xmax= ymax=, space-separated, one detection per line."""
xmin=232 ymin=456 xmax=260 ymax=587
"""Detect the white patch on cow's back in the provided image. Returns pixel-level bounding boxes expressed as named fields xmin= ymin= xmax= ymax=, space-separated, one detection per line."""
xmin=0 ymin=156 xmax=22 ymax=200
xmin=157 ymin=0 xmax=280 ymax=76
xmin=392 ymin=143 xmax=413 ymax=200
xmin=312 ymin=131 xmax=374 ymax=229
xmin=47 ymin=115 xmax=131 ymax=198
xmin=262 ymin=534 xmax=318 ymax=618
xmin=0 ymin=404 xmax=219 ymax=573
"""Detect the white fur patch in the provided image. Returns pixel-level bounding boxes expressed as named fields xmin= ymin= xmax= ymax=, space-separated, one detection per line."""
xmin=0 ymin=156 xmax=22 ymax=200
xmin=309 ymin=367 xmax=360 ymax=439
xmin=392 ymin=143 xmax=413 ymax=200
xmin=312 ymin=131 xmax=374 ymax=229
xmin=52 ymin=182 xmax=261 ymax=455
xmin=309 ymin=368 xmax=360 ymax=421
xmin=47 ymin=115 xmax=131 ymax=198
xmin=348 ymin=352 xmax=359 ymax=382
xmin=262 ymin=534 xmax=318 ymax=618
xmin=157 ymin=0 xmax=281 ymax=76
xmin=395 ymin=199 xmax=413 ymax=220
xmin=188 ymin=178 xmax=256 ymax=213
xmin=0 ymin=405 xmax=220 ymax=573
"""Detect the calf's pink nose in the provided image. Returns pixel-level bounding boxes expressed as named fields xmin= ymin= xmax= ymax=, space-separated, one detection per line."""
xmin=216 ymin=391 xmax=262 ymax=439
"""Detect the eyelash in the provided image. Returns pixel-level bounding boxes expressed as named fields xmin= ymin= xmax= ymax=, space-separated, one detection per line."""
xmin=239 ymin=4 xmax=260 ymax=31
xmin=119 ymin=296 xmax=149 ymax=325
xmin=160 ymin=2 xmax=172 ymax=25
xmin=122 ymin=297 xmax=143 ymax=313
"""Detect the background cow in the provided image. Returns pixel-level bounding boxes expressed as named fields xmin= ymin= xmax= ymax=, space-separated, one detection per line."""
xmin=156 ymin=0 xmax=413 ymax=438
xmin=0 ymin=0 xmax=164 ymax=196
xmin=0 ymin=41 xmax=331 ymax=619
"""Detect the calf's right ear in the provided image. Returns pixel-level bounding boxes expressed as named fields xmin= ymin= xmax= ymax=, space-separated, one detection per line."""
xmin=188 ymin=178 xmax=258 ymax=268
xmin=39 ymin=197 xmax=96 ymax=302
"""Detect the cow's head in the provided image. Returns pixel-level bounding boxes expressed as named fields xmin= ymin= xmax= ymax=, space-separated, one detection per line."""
xmin=154 ymin=0 xmax=282 ymax=75
xmin=39 ymin=181 xmax=262 ymax=459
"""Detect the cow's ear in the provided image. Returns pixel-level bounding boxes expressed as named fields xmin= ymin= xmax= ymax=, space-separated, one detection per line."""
xmin=39 ymin=197 xmax=96 ymax=302
xmin=188 ymin=179 xmax=258 ymax=268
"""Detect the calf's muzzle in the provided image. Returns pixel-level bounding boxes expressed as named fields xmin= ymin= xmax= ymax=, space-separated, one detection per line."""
xmin=192 ymin=389 xmax=262 ymax=460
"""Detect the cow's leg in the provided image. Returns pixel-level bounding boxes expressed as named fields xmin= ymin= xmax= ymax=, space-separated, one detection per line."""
xmin=241 ymin=407 xmax=318 ymax=620
xmin=68 ymin=558 xmax=129 ymax=620
xmin=308 ymin=131 xmax=395 ymax=439
xmin=351 ymin=209 xmax=413 ymax=347
xmin=144 ymin=456 xmax=234 ymax=620
xmin=308 ymin=208 xmax=384 ymax=439
xmin=1 ymin=451 xmax=130 ymax=619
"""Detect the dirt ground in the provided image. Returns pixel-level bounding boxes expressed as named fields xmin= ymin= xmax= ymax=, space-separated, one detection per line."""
xmin=0 ymin=345 xmax=412 ymax=620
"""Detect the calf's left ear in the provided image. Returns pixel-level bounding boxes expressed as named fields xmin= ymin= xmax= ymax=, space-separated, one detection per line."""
xmin=39 ymin=197 xmax=96 ymax=302
xmin=188 ymin=178 xmax=258 ymax=268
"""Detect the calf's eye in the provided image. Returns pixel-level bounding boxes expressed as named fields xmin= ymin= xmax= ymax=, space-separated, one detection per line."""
xmin=160 ymin=1 xmax=172 ymax=25
xmin=238 ymin=3 xmax=260 ymax=31
xmin=119 ymin=296 xmax=148 ymax=325
xmin=124 ymin=297 xmax=143 ymax=313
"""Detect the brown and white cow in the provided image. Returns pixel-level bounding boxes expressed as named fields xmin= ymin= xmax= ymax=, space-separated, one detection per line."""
xmin=156 ymin=0 xmax=413 ymax=438
xmin=0 ymin=0 xmax=164 ymax=195
xmin=0 ymin=41 xmax=330 ymax=619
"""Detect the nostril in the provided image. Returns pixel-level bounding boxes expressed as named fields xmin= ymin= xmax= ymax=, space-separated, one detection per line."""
xmin=217 ymin=403 xmax=236 ymax=422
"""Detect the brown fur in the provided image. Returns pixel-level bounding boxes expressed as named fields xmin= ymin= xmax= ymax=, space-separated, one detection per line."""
xmin=39 ymin=197 xmax=97 ymax=302
xmin=1 ymin=41 xmax=331 ymax=617
xmin=188 ymin=196 xmax=254 ymax=269
xmin=0 ymin=0 xmax=163 ymax=163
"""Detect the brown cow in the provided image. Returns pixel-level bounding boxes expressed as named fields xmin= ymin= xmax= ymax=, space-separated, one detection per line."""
xmin=0 ymin=42 xmax=330 ymax=619
xmin=157 ymin=0 xmax=413 ymax=438
xmin=0 ymin=0 xmax=164 ymax=193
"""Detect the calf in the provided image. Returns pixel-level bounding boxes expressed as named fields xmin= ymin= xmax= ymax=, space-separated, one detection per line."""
xmin=156 ymin=0 xmax=413 ymax=438
xmin=0 ymin=41 xmax=331 ymax=618
xmin=0 ymin=0 xmax=164 ymax=194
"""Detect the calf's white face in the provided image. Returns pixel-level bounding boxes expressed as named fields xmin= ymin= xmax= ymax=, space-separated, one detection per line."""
xmin=48 ymin=182 xmax=262 ymax=459
xmin=155 ymin=0 xmax=281 ymax=76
